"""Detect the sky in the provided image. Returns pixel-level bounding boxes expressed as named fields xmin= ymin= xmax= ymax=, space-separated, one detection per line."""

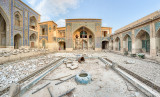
xmin=22 ymin=0 xmax=160 ymax=33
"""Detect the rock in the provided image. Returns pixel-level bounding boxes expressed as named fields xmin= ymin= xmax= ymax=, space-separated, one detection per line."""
xmin=67 ymin=64 xmax=72 ymax=68
xmin=8 ymin=83 xmax=21 ymax=97
xmin=124 ymin=60 xmax=135 ymax=64
xmin=70 ymin=64 xmax=78 ymax=70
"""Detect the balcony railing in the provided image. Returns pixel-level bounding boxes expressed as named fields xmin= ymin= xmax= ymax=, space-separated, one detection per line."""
xmin=54 ymin=37 xmax=65 ymax=42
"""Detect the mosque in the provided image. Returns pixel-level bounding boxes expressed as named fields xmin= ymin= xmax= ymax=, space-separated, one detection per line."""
xmin=0 ymin=0 xmax=160 ymax=59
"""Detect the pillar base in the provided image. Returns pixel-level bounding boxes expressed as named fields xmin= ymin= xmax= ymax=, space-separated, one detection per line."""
xmin=95 ymin=48 xmax=102 ymax=51
xmin=66 ymin=48 xmax=73 ymax=51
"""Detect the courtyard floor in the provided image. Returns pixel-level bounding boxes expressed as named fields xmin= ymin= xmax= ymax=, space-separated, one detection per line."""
xmin=0 ymin=51 xmax=160 ymax=97
xmin=22 ymin=56 xmax=146 ymax=97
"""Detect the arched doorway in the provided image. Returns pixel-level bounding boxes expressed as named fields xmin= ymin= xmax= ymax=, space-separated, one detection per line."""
xmin=59 ymin=42 xmax=66 ymax=50
xmin=81 ymin=40 xmax=88 ymax=50
xmin=102 ymin=41 xmax=109 ymax=49
xmin=14 ymin=34 xmax=22 ymax=49
xmin=115 ymin=37 xmax=121 ymax=51
xmin=0 ymin=13 xmax=6 ymax=48
xmin=14 ymin=11 xmax=22 ymax=27
xmin=135 ymin=30 xmax=150 ymax=53
xmin=123 ymin=34 xmax=132 ymax=52
xmin=30 ymin=33 xmax=37 ymax=48
xmin=73 ymin=26 xmax=95 ymax=50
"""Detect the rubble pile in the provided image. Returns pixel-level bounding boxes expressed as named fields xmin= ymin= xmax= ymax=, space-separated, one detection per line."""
xmin=0 ymin=54 xmax=59 ymax=89
xmin=101 ymin=52 xmax=160 ymax=87
xmin=0 ymin=48 xmax=49 ymax=58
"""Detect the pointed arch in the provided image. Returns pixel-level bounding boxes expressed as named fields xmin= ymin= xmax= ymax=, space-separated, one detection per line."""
xmin=30 ymin=16 xmax=37 ymax=30
xmin=135 ymin=29 xmax=150 ymax=53
xmin=14 ymin=11 xmax=22 ymax=27
xmin=115 ymin=37 xmax=121 ymax=51
xmin=0 ymin=6 xmax=10 ymax=48
xmin=73 ymin=26 xmax=95 ymax=50
xmin=14 ymin=34 xmax=22 ymax=49
xmin=123 ymin=34 xmax=132 ymax=52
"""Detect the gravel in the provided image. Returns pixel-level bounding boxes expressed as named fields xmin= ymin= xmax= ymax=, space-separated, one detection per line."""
xmin=0 ymin=54 xmax=59 ymax=89
xmin=101 ymin=51 xmax=160 ymax=87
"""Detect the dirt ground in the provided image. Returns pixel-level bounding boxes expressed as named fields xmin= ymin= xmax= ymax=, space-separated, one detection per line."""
xmin=22 ymin=56 xmax=146 ymax=97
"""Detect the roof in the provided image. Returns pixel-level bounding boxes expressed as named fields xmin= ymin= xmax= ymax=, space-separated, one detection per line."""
xmin=101 ymin=27 xmax=112 ymax=29
xmin=115 ymin=10 xmax=160 ymax=33
xmin=66 ymin=18 xmax=102 ymax=20
xmin=18 ymin=0 xmax=40 ymax=16
xmin=39 ymin=21 xmax=58 ymax=25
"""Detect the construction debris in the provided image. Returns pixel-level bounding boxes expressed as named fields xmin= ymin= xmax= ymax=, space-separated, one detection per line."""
xmin=55 ymin=75 xmax=76 ymax=85
xmin=58 ymin=88 xmax=75 ymax=97
xmin=0 ymin=54 xmax=59 ymax=89
xmin=47 ymin=87 xmax=54 ymax=97
xmin=43 ymin=74 xmax=72 ymax=81
xmin=78 ymin=57 xmax=85 ymax=63
xmin=8 ymin=83 xmax=21 ymax=97
xmin=124 ymin=60 xmax=135 ymax=64
xmin=32 ymin=82 xmax=51 ymax=94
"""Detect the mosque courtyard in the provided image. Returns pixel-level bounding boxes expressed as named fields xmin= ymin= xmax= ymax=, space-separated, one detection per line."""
xmin=1 ymin=0 xmax=160 ymax=97
xmin=0 ymin=51 xmax=160 ymax=97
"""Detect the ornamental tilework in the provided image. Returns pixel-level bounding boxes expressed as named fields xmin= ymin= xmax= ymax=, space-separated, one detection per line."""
xmin=66 ymin=20 xmax=101 ymax=23
xmin=11 ymin=0 xmax=14 ymax=46
xmin=66 ymin=23 xmax=72 ymax=38
xmin=110 ymin=37 xmax=113 ymax=41
xmin=102 ymin=37 xmax=110 ymax=41
xmin=14 ymin=0 xmax=39 ymax=19
xmin=95 ymin=37 xmax=102 ymax=48
xmin=96 ymin=23 xmax=101 ymax=32
xmin=122 ymin=31 xmax=132 ymax=39
xmin=39 ymin=36 xmax=48 ymax=41
xmin=0 ymin=0 xmax=10 ymax=19
xmin=66 ymin=23 xmax=72 ymax=32
xmin=134 ymin=25 xmax=150 ymax=37
xmin=57 ymin=38 xmax=65 ymax=42
xmin=24 ymin=30 xmax=28 ymax=46
xmin=71 ymin=23 xmax=95 ymax=34
xmin=23 ymin=8 xmax=25 ymax=45
xmin=155 ymin=22 xmax=160 ymax=32
xmin=28 ymin=12 xmax=30 ymax=46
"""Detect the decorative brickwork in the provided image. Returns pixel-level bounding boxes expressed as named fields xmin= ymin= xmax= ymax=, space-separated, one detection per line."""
xmin=122 ymin=31 xmax=132 ymax=39
xmin=155 ymin=21 xmax=160 ymax=32
xmin=134 ymin=25 xmax=150 ymax=37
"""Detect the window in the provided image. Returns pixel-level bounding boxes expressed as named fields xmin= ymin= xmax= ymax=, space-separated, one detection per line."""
xmin=15 ymin=14 xmax=20 ymax=26
xmin=89 ymin=35 xmax=92 ymax=38
xmin=53 ymin=26 xmax=56 ymax=30
xmin=76 ymin=35 xmax=78 ymax=38
xmin=104 ymin=31 xmax=107 ymax=37
xmin=42 ymin=28 xmax=45 ymax=35
xmin=30 ymin=16 xmax=37 ymax=30
xmin=80 ymin=31 xmax=87 ymax=38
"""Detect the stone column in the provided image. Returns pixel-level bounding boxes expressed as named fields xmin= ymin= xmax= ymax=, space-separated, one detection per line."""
xmin=120 ymin=33 xmax=123 ymax=53
xmin=150 ymin=22 xmax=157 ymax=57
xmin=66 ymin=23 xmax=73 ymax=51
xmin=131 ymin=29 xmax=136 ymax=54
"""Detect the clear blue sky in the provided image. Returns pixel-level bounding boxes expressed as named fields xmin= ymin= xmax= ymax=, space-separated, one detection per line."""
xmin=22 ymin=0 xmax=160 ymax=33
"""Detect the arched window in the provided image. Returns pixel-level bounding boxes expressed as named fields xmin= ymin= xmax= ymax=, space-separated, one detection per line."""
xmin=15 ymin=14 xmax=20 ymax=26
xmin=30 ymin=16 xmax=37 ymax=30
xmin=80 ymin=31 xmax=87 ymax=38
xmin=42 ymin=28 xmax=45 ymax=35
xmin=89 ymin=35 xmax=92 ymax=38
xmin=53 ymin=26 xmax=56 ymax=31
xmin=76 ymin=35 xmax=78 ymax=38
